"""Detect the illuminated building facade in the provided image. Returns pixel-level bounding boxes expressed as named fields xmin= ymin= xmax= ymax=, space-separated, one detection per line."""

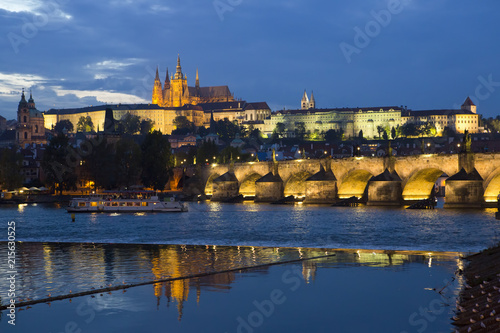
xmin=16 ymin=90 xmax=46 ymax=145
xmin=152 ymin=55 xmax=235 ymax=107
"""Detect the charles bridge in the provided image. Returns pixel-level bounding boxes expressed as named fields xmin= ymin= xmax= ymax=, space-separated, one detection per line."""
xmin=180 ymin=152 xmax=500 ymax=207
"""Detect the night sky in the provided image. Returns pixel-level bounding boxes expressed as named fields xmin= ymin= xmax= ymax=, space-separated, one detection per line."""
xmin=1 ymin=0 xmax=500 ymax=120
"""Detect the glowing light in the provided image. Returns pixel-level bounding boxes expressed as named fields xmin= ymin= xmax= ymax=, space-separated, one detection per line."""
xmin=211 ymin=163 xmax=217 ymax=167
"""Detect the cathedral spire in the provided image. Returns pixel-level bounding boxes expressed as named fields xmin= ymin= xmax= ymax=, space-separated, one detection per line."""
xmin=309 ymin=91 xmax=315 ymax=109
xmin=164 ymin=68 xmax=170 ymax=89
xmin=175 ymin=54 xmax=183 ymax=79
xmin=195 ymin=68 xmax=199 ymax=88
xmin=155 ymin=66 xmax=160 ymax=81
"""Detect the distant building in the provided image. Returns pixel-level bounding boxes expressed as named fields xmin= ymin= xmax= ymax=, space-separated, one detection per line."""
xmin=401 ymin=97 xmax=479 ymax=134
xmin=301 ymin=90 xmax=315 ymax=109
xmin=152 ymin=55 xmax=235 ymax=107
xmin=16 ymin=90 xmax=46 ymax=145
xmin=259 ymin=104 xmax=401 ymax=139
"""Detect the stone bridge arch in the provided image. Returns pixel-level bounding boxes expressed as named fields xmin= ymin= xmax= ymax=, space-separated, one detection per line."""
xmin=284 ymin=171 xmax=313 ymax=198
xmin=337 ymin=169 xmax=374 ymax=199
xmin=239 ymin=172 xmax=264 ymax=197
xmin=483 ymin=166 xmax=500 ymax=202
xmin=401 ymin=167 xmax=444 ymax=201
xmin=204 ymin=172 xmax=221 ymax=196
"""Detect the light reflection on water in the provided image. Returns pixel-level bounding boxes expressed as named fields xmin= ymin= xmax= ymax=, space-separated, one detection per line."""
xmin=0 ymin=242 xmax=462 ymax=333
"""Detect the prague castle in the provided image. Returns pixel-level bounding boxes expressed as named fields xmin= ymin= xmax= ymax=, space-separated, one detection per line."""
xmin=152 ymin=55 xmax=235 ymax=107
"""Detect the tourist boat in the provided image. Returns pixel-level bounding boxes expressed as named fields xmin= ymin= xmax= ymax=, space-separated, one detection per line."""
xmin=67 ymin=195 xmax=188 ymax=213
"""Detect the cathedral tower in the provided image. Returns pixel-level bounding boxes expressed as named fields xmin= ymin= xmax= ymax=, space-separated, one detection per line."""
xmin=16 ymin=89 xmax=46 ymax=145
xmin=152 ymin=67 xmax=163 ymax=105
xmin=301 ymin=90 xmax=309 ymax=110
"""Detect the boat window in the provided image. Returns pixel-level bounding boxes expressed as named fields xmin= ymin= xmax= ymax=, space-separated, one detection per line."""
xmin=126 ymin=202 xmax=133 ymax=206
xmin=119 ymin=202 xmax=126 ymax=206
xmin=105 ymin=202 xmax=111 ymax=206
xmin=90 ymin=202 xmax=98 ymax=207
xmin=112 ymin=202 xmax=118 ymax=206
xmin=78 ymin=202 xmax=86 ymax=207
xmin=134 ymin=202 xmax=140 ymax=206
xmin=141 ymin=202 xmax=148 ymax=206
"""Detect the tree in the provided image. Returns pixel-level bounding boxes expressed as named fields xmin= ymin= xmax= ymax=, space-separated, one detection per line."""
xmin=382 ymin=130 xmax=389 ymax=141
xmin=0 ymin=148 xmax=23 ymax=190
xmin=140 ymin=119 xmax=155 ymax=135
xmin=76 ymin=116 xmax=94 ymax=133
xmin=42 ymin=134 xmax=77 ymax=194
xmin=391 ymin=126 xmax=397 ymax=140
xmin=358 ymin=130 xmax=363 ymax=139
xmin=376 ymin=125 xmax=385 ymax=139
xmin=324 ymin=129 xmax=343 ymax=143
xmin=54 ymin=120 xmax=74 ymax=134
xmin=172 ymin=116 xmax=195 ymax=135
xmin=119 ymin=113 xmax=141 ymax=135
xmin=141 ymin=130 xmax=172 ymax=190
xmin=295 ymin=122 xmax=306 ymax=141
xmin=272 ymin=122 xmax=286 ymax=139
xmin=115 ymin=138 xmax=142 ymax=188
xmin=215 ymin=119 xmax=242 ymax=142
xmin=401 ymin=123 xmax=419 ymax=137
xmin=81 ymin=137 xmax=116 ymax=190
xmin=442 ymin=126 xmax=456 ymax=137
xmin=196 ymin=140 xmax=219 ymax=165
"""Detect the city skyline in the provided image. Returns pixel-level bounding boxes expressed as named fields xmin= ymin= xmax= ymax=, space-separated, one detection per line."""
xmin=1 ymin=1 xmax=500 ymax=120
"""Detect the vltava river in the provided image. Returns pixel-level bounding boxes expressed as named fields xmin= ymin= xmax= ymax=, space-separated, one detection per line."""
xmin=2 ymin=199 xmax=498 ymax=252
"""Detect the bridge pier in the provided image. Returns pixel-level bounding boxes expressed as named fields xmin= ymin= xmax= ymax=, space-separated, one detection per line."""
xmin=211 ymin=172 xmax=239 ymax=201
xmin=304 ymin=167 xmax=337 ymax=204
xmin=444 ymin=168 xmax=484 ymax=208
xmin=254 ymin=172 xmax=284 ymax=202
xmin=367 ymin=169 xmax=402 ymax=206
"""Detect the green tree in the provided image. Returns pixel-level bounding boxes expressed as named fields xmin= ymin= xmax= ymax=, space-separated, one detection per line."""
xmin=0 ymin=148 xmax=23 ymax=190
xmin=172 ymin=116 xmax=195 ymax=135
xmin=324 ymin=129 xmax=343 ymax=143
xmin=115 ymin=138 xmax=142 ymax=188
xmin=215 ymin=119 xmax=242 ymax=142
xmin=376 ymin=125 xmax=385 ymax=139
xmin=382 ymin=130 xmax=389 ymax=141
xmin=358 ymin=130 xmax=363 ymax=139
xmin=140 ymin=119 xmax=155 ymax=135
xmin=401 ymin=123 xmax=419 ymax=137
xmin=42 ymin=134 xmax=77 ymax=194
xmin=196 ymin=140 xmax=219 ymax=165
xmin=141 ymin=130 xmax=172 ymax=190
xmin=54 ymin=120 xmax=74 ymax=134
xmin=81 ymin=137 xmax=116 ymax=190
xmin=119 ymin=113 xmax=141 ymax=135
xmin=272 ymin=122 xmax=286 ymax=139
xmin=295 ymin=122 xmax=306 ymax=141
xmin=76 ymin=116 xmax=94 ymax=133
xmin=391 ymin=126 xmax=397 ymax=140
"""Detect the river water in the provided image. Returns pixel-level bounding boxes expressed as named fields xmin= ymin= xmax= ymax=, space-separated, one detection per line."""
xmin=2 ymin=199 xmax=499 ymax=252
xmin=0 ymin=200 xmax=498 ymax=332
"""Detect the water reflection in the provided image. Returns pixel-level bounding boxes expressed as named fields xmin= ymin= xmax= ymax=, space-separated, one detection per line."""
xmin=0 ymin=242 xmax=461 ymax=321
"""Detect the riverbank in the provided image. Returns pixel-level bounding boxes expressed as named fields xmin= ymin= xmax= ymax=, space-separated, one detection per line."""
xmin=453 ymin=244 xmax=500 ymax=332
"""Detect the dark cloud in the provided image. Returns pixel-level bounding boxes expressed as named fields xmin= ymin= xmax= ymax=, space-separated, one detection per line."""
xmin=1 ymin=0 xmax=499 ymax=120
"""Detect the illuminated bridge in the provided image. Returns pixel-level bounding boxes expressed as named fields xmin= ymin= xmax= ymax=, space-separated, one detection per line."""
xmin=182 ymin=152 xmax=500 ymax=207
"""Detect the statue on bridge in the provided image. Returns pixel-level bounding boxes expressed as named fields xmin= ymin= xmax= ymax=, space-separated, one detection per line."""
xmin=462 ymin=130 xmax=472 ymax=153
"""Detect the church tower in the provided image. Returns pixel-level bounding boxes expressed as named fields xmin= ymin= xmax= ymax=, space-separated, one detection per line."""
xmin=16 ymin=89 xmax=31 ymax=144
xmin=16 ymin=89 xmax=45 ymax=145
xmin=309 ymin=91 xmax=315 ymax=109
xmin=461 ymin=96 xmax=476 ymax=114
xmin=301 ymin=90 xmax=309 ymax=110
xmin=170 ymin=55 xmax=189 ymax=107
xmin=152 ymin=67 xmax=163 ymax=105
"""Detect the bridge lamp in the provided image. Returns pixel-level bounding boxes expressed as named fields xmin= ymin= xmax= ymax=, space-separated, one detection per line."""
xmin=324 ymin=151 xmax=327 ymax=154
xmin=237 ymin=156 xmax=240 ymax=160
